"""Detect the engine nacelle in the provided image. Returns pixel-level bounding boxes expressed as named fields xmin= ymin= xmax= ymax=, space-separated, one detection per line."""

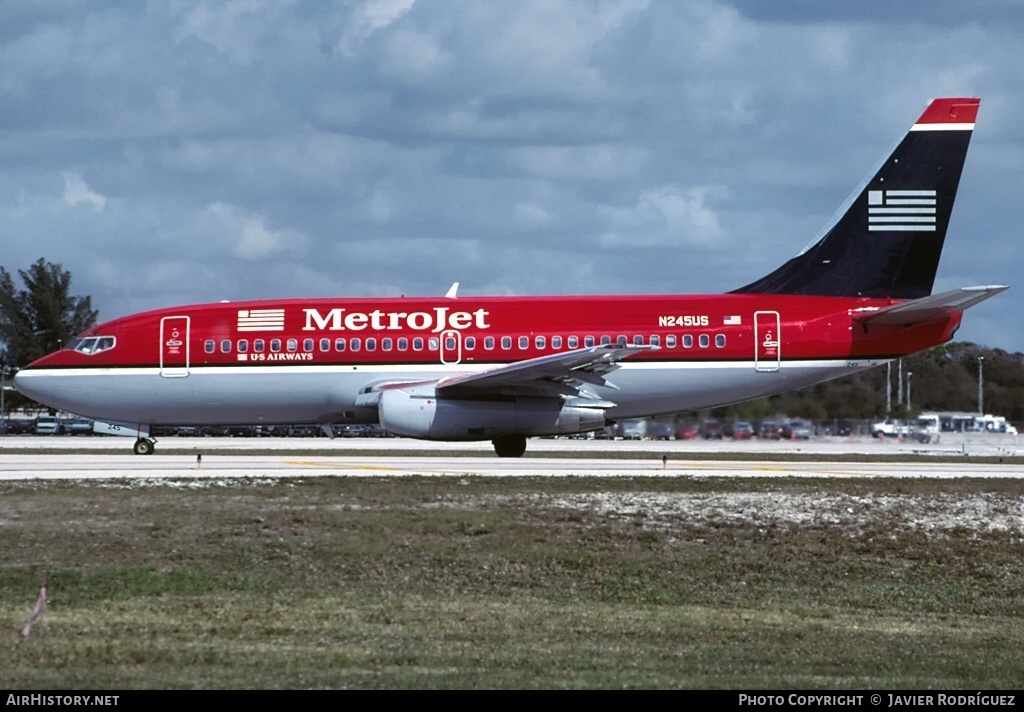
xmin=378 ymin=386 xmax=607 ymax=440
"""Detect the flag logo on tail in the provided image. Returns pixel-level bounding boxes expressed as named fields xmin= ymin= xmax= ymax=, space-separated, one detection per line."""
xmin=867 ymin=190 xmax=936 ymax=232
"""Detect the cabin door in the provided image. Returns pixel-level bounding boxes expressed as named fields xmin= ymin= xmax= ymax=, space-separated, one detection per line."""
xmin=160 ymin=316 xmax=191 ymax=378
xmin=439 ymin=330 xmax=462 ymax=365
xmin=754 ymin=311 xmax=780 ymax=372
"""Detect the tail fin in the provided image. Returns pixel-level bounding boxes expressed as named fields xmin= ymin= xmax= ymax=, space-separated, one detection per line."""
xmin=733 ymin=97 xmax=979 ymax=299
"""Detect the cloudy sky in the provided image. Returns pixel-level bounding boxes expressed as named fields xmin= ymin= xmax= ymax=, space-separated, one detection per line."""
xmin=2 ymin=0 xmax=1023 ymax=352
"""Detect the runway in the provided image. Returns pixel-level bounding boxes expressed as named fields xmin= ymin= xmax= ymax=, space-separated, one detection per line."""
xmin=1 ymin=434 xmax=1022 ymax=480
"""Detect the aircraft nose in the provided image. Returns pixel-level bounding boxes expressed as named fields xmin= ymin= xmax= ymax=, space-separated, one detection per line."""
xmin=12 ymin=366 xmax=69 ymax=412
xmin=13 ymin=368 xmax=43 ymax=399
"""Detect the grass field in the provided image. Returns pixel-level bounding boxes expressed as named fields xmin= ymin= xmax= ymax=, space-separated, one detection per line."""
xmin=2 ymin=474 xmax=1023 ymax=688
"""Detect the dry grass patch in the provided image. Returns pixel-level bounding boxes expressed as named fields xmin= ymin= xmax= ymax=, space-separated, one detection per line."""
xmin=2 ymin=476 xmax=1023 ymax=688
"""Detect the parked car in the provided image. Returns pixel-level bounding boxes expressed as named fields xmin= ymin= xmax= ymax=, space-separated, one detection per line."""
xmin=828 ymin=420 xmax=854 ymax=437
xmin=3 ymin=418 xmax=37 ymax=435
xmin=649 ymin=423 xmax=675 ymax=440
xmin=758 ymin=421 xmax=784 ymax=440
xmin=699 ymin=419 xmax=724 ymax=439
xmin=66 ymin=417 xmax=94 ymax=436
xmin=870 ymin=419 xmax=911 ymax=438
xmin=618 ymin=419 xmax=649 ymax=440
xmin=35 ymin=415 xmax=62 ymax=435
xmin=675 ymin=422 xmax=698 ymax=440
xmin=787 ymin=418 xmax=812 ymax=440
xmin=731 ymin=421 xmax=754 ymax=440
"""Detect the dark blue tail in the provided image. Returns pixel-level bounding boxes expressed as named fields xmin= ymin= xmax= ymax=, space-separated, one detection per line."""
xmin=733 ymin=98 xmax=979 ymax=299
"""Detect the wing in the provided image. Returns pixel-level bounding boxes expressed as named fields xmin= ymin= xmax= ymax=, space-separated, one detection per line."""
xmin=435 ymin=345 xmax=654 ymax=399
xmin=852 ymin=285 xmax=1008 ymax=326
xmin=360 ymin=345 xmax=654 ymax=406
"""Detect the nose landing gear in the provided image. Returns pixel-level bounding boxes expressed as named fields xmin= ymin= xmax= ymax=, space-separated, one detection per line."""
xmin=133 ymin=437 xmax=156 ymax=455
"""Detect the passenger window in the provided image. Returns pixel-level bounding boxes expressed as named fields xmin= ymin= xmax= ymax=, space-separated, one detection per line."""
xmin=350 ymin=338 xmax=361 ymax=352
xmin=600 ymin=335 xmax=611 ymax=346
xmin=287 ymin=339 xmax=297 ymax=352
xmin=254 ymin=339 xmax=265 ymax=353
xmin=365 ymin=338 xmax=377 ymax=351
xmin=204 ymin=340 xmax=215 ymax=354
xmin=220 ymin=340 xmax=231 ymax=353
xmin=536 ymin=336 xmax=546 ymax=349
xmin=429 ymin=337 xmax=439 ymax=351
xmin=501 ymin=336 xmax=512 ymax=349
xmin=715 ymin=334 xmax=726 ymax=348
xmin=303 ymin=339 xmax=314 ymax=352
xmin=617 ymin=335 xmax=627 ymax=346
xmin=382 ymin=338 xmax=393 ymax=351
xmin=413 ymin=337 xmax=424 ymax=351
xmin=484 ymin=336 xmax=495 ymax=350
xmin=651 ymin=335 xmax=661 ymax=347
xmin=568 ymin=336 xmax=579 ymax=349
xmin=665 ymin=334 xmax=675 ymax=348
xmin=237 ymin=340 xmax=249 ymax=353
xmin=319 ymin=338 xmax=330 ymax=352
xmin=519 ymin=336 xmax=529 ymax=349
xmin=683 ymin=335 xmax=693 ymax=348
xmin=552 ymin=336 xmax=563 ymax=349
xmin=465 ymin=336 xmax=475 ymax=350
xmin=584 ymin=336 xmax=595 ymax=347
xmin=699 ymin=334 xmax=710 ymax=348
xmin=334 ymin=338 xmax=346 ymax=352
xmin=398 ymin=337 xmax=409 ymax=351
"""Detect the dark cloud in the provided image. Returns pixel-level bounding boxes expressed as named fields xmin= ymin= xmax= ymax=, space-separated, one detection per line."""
xmin=726 ymin=0 xmax=1024 ymax=26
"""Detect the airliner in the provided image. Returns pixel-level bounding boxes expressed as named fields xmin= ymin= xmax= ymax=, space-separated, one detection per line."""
xmin=14 ymin=97 xmax=1006 ymax=457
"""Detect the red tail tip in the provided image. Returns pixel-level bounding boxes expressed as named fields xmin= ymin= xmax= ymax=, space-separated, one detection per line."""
xmin=916 ymin=97 xmax=980 ymax=125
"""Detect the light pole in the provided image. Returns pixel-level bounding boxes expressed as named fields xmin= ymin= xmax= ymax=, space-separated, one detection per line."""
xmin=886 ymin=362 xmax=892 ymax=415
xmin=897 ymin=359 xmax=903 ymax=409
xmin=906 ymin=372 xmax=912 ymax=413
xmin=0 ymin=365 xmax=9 ymax=433
xmin=977 ymin=356 xmax=984 ymax=415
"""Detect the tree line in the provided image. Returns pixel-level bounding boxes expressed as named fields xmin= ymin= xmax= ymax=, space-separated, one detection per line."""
xmin=706 ymin=342 xmax=1023 ymax=424
xmin=2 ymin=258 xmax=1022 ymax=422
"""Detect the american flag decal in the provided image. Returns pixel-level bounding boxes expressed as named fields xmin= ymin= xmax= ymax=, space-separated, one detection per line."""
xmin=867 ymin=190 xmax=936 ymax=232
xmin=237 ymin=308 xmax=285 ymax=331
xmin=724 ymin=315 xmax=741 ymax=325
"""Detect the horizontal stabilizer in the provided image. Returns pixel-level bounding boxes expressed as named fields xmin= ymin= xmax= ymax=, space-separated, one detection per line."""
xmin=853 ymin=285 xmax=1008 ymax=326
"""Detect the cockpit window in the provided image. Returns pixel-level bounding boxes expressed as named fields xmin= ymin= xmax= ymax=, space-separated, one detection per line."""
xmin=67 ymin=336 xmax=116 ymax=355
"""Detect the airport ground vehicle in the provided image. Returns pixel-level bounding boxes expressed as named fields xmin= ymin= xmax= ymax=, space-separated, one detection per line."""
xmin=871 ymin=419 xmax=912 ymax=439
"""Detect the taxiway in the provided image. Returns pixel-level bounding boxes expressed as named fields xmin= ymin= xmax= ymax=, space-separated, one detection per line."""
xmin=1 ymin=434 xmax=1021 ymax=480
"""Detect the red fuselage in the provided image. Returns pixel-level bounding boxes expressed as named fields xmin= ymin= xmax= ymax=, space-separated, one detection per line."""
xmin=24 ymin=293 xmax=958 ymax=372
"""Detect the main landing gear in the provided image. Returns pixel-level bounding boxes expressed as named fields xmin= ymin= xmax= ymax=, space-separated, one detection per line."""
xmin=133 ymin=437 xmax=156 ymax=455
xmin=491 ymin=435 xmax=527 ymax=458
